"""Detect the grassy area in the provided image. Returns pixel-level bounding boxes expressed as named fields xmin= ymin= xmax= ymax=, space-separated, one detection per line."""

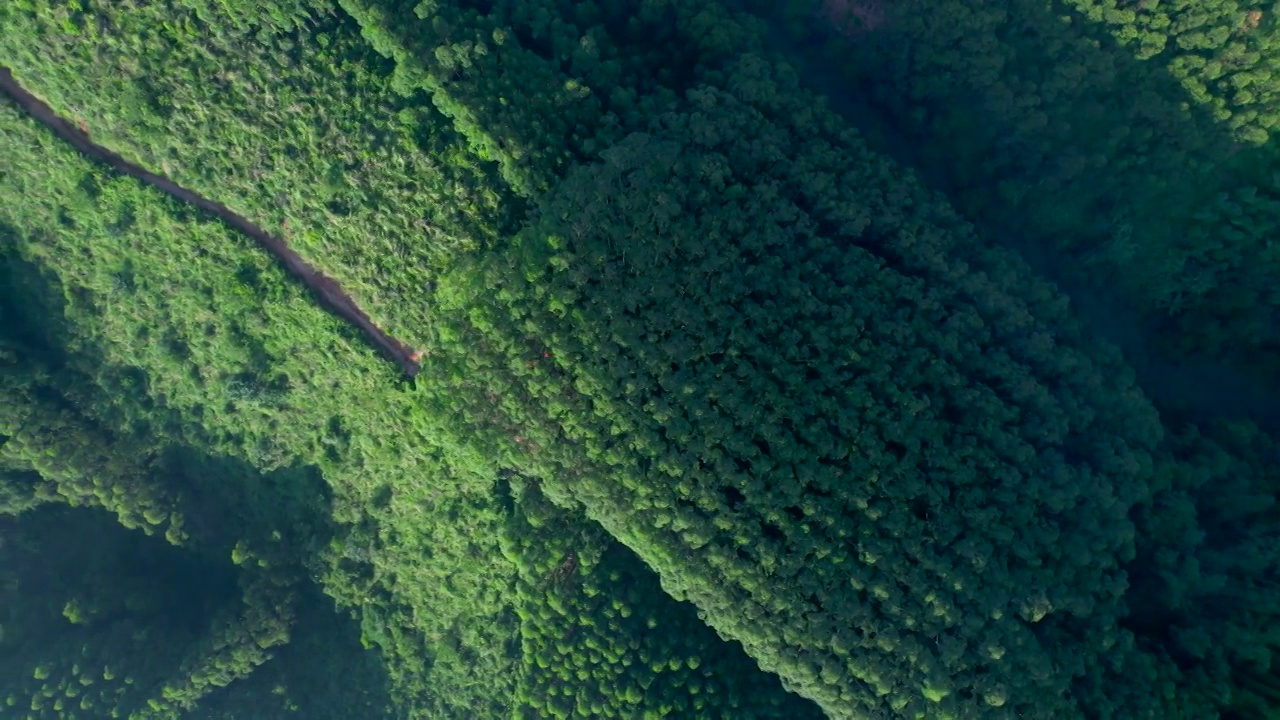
xmin=3 ymin=0 xmax=1278 ymax=716
xmin=1 ymin=96 xmax=521 ymax=714
xmin=0 ymin=1 xmax=825 ymax=715
xmin=0 ymin=0 xmax=522 ymax=347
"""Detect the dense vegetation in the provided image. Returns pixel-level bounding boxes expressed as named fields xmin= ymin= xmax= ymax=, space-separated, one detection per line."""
xmin=428 ymin=80 xmax=1278 ymax=718
xmin=766 ymin=0 xmax=1280 ymax=400
xmin=0 ymin=0 xmax=825 ymax=716
xmin=0 ymin=327 xmax=344 ymax=718
xmin=504 ymin=478 xmax=824 ymax=719
xmin=2 ymin=0 xmax=1279 ymax=717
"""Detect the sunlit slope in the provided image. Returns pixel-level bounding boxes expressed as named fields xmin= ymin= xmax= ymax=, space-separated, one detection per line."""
xmin=0 ymin=2 xmax=829 ymax=715
xmin=340 ymin=0 xmax=1280 ymax=715
xmin=0 ymin=0 xmax=520 ymax=350
xmin=0 ymin=2 xmax=526 ymax=713
xmin=1 ymin=100 xmax=520 ymax=716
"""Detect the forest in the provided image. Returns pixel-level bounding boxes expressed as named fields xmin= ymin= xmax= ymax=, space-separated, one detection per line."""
xmin=0 ymin=0 xmax=1277 ymax=717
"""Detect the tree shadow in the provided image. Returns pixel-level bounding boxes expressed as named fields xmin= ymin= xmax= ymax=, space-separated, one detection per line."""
xmin=504 ymin=477 xmax=825 ymax=718
xmin=190 ymin=583 xmax=398 ymax=720
xmin=0 ymin=224 xmax=74 ymax=363
xmin=2 ymin=496 xmax=397 ymax=719
xmin=0 ymin=242 xmax=400 ymax=716
xmin=748 ymin=0 xmax=1280 ymax=432
xmin=0 ymin=505 xmax=241 ymax=714
xmin=117 ymin=443 xmax=405 ymax=717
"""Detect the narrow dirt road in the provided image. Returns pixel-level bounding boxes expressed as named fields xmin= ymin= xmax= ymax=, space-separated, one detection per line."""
xmin=0 ymin=66 xmax=422 ymax=378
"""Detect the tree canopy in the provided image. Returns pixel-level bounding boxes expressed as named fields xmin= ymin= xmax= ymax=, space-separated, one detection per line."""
xmin=1 ymin=0 xmax=1278 ymax=716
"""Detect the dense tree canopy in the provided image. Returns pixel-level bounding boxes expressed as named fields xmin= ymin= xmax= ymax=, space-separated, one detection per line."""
xmin=772 ymin=0 xmax=1280 ymax=395
xmin=0 ymin=1 xmax=829 ymax=715
xmin=2 ymin=0 xmax=1278 ymax=716
xmin=425 ymin=74 xmax=1274 ymax=715
xmin=504 ymin=477 xmax=824 ymax=719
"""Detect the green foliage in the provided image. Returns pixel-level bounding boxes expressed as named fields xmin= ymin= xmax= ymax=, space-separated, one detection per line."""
xmin=0 ymin=334 xmax=182 ymax=537
xmin=418 ymin=33 xmax=1278 ymax=712
xmin=0 ymin=98 xmax=519 ymax=715
xmin=4 ymin=0 xmax=1280 ymax=717
xmin=1119 ymin=421 xmax=1280 ymax=718
xmin=337 ymin=0 xmax=607 ymax=195
xmin=0 ymin=0 xmax=521 ymax=349
xmin=0 ymin=278 xmax=394 ymax=718
xmin=189 ymin=586 xmax=397 ymax=720
xmin=1 ymin=3 xmax=847 ymax=715
xmin=432 ymin=72 xmax=1166 ymax=715
xmin=338 ymin=0 xmax=769 ymax=196
xmin=505 ymin=478 xmax=821 ymax=718
xmin=0 ymin=505 xmax=241 ymax=719
xmin=1064 ymin=0 xmax=1280 ymax=143
xmin=773 ymin=0 xmax=1280 ymax=383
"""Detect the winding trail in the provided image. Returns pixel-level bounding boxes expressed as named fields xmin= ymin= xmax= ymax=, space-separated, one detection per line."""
xmin=0 ymin=66 xmax=421 ymax=378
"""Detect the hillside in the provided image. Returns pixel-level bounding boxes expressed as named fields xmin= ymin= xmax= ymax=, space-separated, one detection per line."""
xmin=2 ymin=0 xmax=1278 ymax=718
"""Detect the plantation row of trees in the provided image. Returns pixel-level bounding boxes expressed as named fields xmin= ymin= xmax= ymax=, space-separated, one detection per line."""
xmin=502 ymin=477 xmax=821 ymax=718
xmin=336 ymin=0 xmax=1280 ymax=715
xmin=4 ymin=0 xmax=1279 ymax=717
xmin=1 ymin=0 xmax=830 ymax=715
xmin=765 ymin=0 xmax=1280 ymax=398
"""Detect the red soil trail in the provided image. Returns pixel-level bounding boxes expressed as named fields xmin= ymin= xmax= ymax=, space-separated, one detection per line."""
xmin=0 ymin=66 xmax=422 ymax=378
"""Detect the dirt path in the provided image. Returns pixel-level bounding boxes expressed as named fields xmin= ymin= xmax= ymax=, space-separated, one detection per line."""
xmin=0 ymin=66 xmax=422 ymax=378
